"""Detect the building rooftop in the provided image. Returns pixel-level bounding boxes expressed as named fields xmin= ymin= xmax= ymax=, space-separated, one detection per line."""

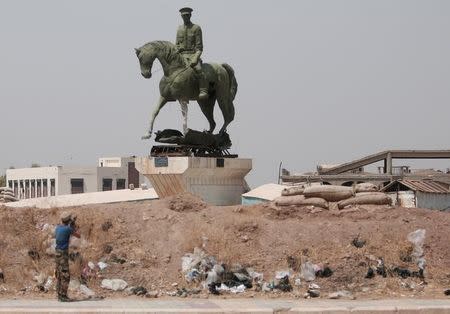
xmin=382 ymin=179 xmax=450 ymax=194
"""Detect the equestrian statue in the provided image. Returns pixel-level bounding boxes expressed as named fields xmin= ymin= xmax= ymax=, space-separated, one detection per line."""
xmin=135 ymin=7 xmax=238 ymax=142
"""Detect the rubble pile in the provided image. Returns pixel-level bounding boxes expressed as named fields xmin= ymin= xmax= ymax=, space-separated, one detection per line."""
xmin=0 ymin=187 xmax=18 ymax=203
xmin=0 ymin=193 xmax=449 ymax=300
xmin=276 ymin=183 xmax=391 ymax=210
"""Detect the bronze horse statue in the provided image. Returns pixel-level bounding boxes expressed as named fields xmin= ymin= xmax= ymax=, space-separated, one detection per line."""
xmin=135 ymin=41 xmax=238 ymax=139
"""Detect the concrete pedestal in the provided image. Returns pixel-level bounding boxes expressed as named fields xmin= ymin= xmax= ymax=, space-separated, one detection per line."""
xmin=135 ymin=156 xmax=252 ymax=205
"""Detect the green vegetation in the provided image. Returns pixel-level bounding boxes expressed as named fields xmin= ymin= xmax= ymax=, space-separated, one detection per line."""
xmin=0 ymin=175 xmax=5 ymax=187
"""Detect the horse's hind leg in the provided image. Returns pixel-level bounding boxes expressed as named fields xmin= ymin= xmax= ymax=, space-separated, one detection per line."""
xmin=217 ymin=95 xmax=235 ymax=134
xmin=198 ymin=97 xmax=216 ymax=133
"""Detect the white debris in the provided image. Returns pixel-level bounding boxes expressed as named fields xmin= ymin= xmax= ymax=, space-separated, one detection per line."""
xmin=101 ymin=279 xmax=128 ymax=291
xmin=230 ymin=284 xmax=246 ymax=294
xmin=44 ymin=277 xmax=53 ymax=291
xmin=97 ymin=262 xmax=108 ymax=270
xmin=329 ymin=290 xmax=352 ymax=299
xmin=308 ymin=283 xmax=320 ymax=290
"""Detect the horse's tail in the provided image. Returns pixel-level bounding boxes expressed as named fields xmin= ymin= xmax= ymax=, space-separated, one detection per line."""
xmin=222 ymin=63 xmax=238 ymax=101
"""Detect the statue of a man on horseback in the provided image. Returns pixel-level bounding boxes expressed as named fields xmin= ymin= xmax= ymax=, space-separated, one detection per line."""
xmin=135 ymin=8 xmax=237 ymax=141
xmin=176 ymin=7 xmax=208 ymax=100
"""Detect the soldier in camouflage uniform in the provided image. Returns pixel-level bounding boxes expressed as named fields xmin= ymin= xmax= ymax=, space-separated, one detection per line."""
xmin=55 ymin=212 xmax=80 ymax=302
xmin=176 ymin=7 xmax=209 ymax=100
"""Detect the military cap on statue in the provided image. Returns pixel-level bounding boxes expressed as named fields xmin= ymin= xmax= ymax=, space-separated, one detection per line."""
xmin=179 ymin=7 xmax=193 ymax=15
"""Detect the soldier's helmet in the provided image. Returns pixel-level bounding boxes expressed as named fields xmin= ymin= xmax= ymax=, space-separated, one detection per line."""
xmin=60 ymin=211 xmax=73 ymax=223
xmin=179 ymin=7 xmax=193 ymax=15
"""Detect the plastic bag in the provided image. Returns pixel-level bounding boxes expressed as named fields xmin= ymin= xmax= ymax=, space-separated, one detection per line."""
xmin=300 ymin=262 xmax=316 ymax=282
xmin=407 ymin=229 xmax=426 ymax=269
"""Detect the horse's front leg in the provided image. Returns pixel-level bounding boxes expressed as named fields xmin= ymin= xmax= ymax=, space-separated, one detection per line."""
xmin=179 ymin=100 xmax=189 ymax=135
xmin=142 ymin=96 xmax=168 ymax=140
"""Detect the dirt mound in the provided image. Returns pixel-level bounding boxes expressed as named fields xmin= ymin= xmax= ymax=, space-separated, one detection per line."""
xmin=167 ymin=193 xmax=207 ymax=212
xmin=0 ymin=197 xmax=449 ymax=300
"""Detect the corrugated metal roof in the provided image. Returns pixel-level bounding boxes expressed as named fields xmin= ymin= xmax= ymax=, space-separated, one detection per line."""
xmin=383 ymin=180 xmax=450 ymax=193
xmin=242 ymin=183 xmax=285 ymax=201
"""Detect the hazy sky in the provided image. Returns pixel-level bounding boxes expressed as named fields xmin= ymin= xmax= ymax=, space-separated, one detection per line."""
xmin=1 ymin=0 xmax=449 ymax=187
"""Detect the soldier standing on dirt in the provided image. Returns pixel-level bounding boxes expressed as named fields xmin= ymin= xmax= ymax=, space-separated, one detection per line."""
xmin=55 ymin=212 xmax=80 ymax=302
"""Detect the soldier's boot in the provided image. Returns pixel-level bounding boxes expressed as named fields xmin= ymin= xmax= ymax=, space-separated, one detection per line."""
xmin=197 ymin=72 xmax=209 ymax=100
xmin=58 ymin=295 xmax=71 ymax=302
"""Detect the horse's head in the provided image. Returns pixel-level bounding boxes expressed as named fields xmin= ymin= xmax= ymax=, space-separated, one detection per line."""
xmin=135 ymin=45 xmax=155 ymax=79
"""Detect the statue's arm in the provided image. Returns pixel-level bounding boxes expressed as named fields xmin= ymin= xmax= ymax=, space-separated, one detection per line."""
xmin=193 ymin=26 xmax=203 ymax=62
xmin=176 ymin=27 xmax=183 ymax=52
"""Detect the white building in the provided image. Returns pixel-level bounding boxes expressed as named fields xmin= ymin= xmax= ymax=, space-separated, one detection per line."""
xmin=6 ymin=157 xmax=147 ymax=199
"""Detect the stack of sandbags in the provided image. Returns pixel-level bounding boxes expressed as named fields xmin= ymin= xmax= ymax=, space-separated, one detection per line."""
xmin=281 ymin=186 xmax=304 ymax=196
xmin=303 ymin=185 xmax=355 ymax=202
xmin=275 ymin=183 xmax=391 ymax=210
xmin=0 ymin=187 xmax=18 ymax=203
xmin=278 ymin=185 xmax=328 ymax=208
xmin=337 ymin=192 xmax=391 ymax=209
xmin=275 ymin=194 xmax=329 ymax=209
xmin=355 ymin=182 xmax=378 ymax=193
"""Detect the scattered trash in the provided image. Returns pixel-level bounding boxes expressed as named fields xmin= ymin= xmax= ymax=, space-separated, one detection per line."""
xmin=352 ymin=235 xmax=366 ymax=248
xmin=275 ymin=270 xmax=290 ymax=280
xmin=97 ymin=262 xmax=108 ymax=270
xmin=393 ymin=267 xmax=423 ymax=279
xmin=82 ymin=265 xmax=97 ymax=281
xmin=213 ymin=264 xmax=225 ymax=275
xmin=275 ymin=275 xmax=292 ymax=292
xmin=300 ymin=262 xmax=316 ymax=282
xmin=329 ymin=290 xmax=353 ymax=299
xmin=110 ymin=255 xmax=126 ymax=264
xmin=230 ymin=284 xmax=246 ymax=294
xmin=376 ymin=258 xmax=387 ymax=277
xmin=43 ymin=277 xmax=53 ymax=292
xmin=132 ymin=286 xmax=148 ymax=296
xmin=407 ymin=229 xmax=426 ymax=273
xmin=206 ymin=270 xmax=219 ymax=285
xmin=246 ymin=268 xmax=263 ymax=283
xmin=307 ymin=289 xmax=320 ymax=298
xmin=305 ymin=282 xmax=321 ymax=298
xmin=365 ymin=267 xmax=375 ymax=279
xmin=261 ymin=282 xmax=272 ymax=292
xmin=294 ymin=278 xmax=301 ymax=286
xmin=101 ymin=279 xmax=128 ymax=291
xmin=88 ymin=262 xmax=96 ymax=270
xmin=146 ymin=290 xmax=159 ymax=298
xmin=185 ymin=269 xmax=200 ymax=282
xmin=315 ymin=265 xmax=333 ymax=278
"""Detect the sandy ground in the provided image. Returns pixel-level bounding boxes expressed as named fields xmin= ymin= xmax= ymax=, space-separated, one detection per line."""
xmin=0 ymin=193 xmax=449 ymax=300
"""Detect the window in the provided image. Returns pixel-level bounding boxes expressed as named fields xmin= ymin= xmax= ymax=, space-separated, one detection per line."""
xmin=216 ymin=158 xmax=224 ymax=168
xmin=102 ymin=178 xmax=113 ymax=191
xmin=116 ymin=179 xmax=126 ymax=190
xmin=71 ymin=179 xmax=84 ymax=194
xmin=50 ymin=179 xmax=56 ymax=196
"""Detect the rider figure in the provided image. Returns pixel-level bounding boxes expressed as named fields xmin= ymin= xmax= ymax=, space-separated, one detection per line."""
xmin=176 ymin=7 xmax=209 ymax=100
